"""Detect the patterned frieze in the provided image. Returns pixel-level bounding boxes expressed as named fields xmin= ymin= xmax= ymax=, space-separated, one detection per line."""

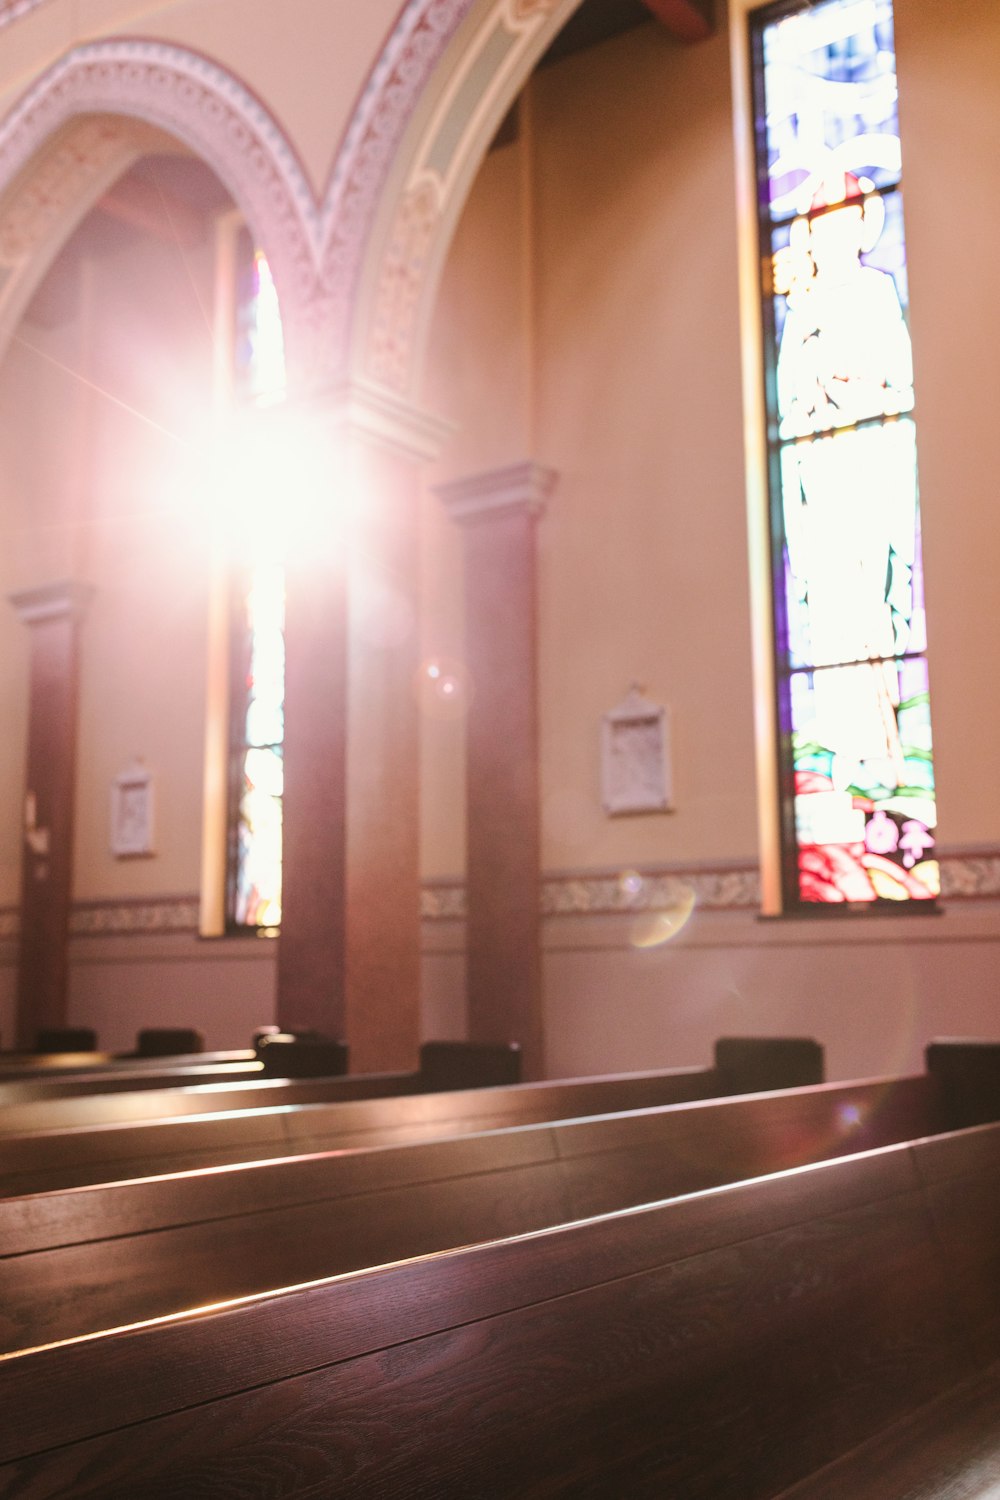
xmin=69 ymin=896 xmax=200 ymax=936
xmin=1 ymin=846 xmax=998 ymax=940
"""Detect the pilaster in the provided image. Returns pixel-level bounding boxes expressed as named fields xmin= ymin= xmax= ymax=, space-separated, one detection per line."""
xmin=9 ymin=580 xmax=93 ymax=1049
xmin=437 ymin=461 xmax=556 ymax=1079
xmin=276 ymin=383 xmax=451 ymax=1073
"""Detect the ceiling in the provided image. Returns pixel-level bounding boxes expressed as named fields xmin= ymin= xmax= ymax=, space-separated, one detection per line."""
xmin=539 ymin=0 xmax=655 ymax=68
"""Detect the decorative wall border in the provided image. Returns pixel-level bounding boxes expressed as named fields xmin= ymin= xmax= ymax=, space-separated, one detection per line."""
xmin=69 ymin=896 xmax=201 ymax=936
xmin=1 ymin=848 xmax=998 ymax=941
xmin=0 ymin=1 xmax=46 ymax=28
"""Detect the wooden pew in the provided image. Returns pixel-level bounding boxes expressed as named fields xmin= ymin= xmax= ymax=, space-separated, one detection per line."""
xmin=0 ymin=1035 xmax=822 ymax=1121
xmin=0 ymin=1056 xmax=266 ymax=1100
xmin=1 ymin=1114 xmax=996 ymax=1496
xmin=0 ymin=1036 xmax=520 ymax=1105
xmin=0 ymin=1047 xmax=256 ymax=1084
xmin=0 ymin=1037 xmax=823 ymax=1197
xmin=0 ymin=1072 xmax=938 ymax=1355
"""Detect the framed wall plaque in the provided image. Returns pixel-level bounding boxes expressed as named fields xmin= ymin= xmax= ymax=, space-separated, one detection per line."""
xmin=601 ymin=686 xmax=673 ymax=816
xmin=110 ymin=762 xmax=154 ymax=857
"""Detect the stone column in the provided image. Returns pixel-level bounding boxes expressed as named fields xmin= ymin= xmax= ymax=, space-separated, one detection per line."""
xmin=274 ymin=397 xmax=350 ymax=1042
xmin=437 ymin=461 xmax=556 ymax=1081
xmin=275 ymin=382 xmax=449 ymax=1074
xmin=9 ymin=580 xmax=93 ymax=1049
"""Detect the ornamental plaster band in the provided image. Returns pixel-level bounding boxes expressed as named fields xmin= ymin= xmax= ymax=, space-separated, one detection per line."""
xmin=0 ymin=119 xmax=171 ymax=357
xmin=2 ymin=846 xmax=996 ymax=940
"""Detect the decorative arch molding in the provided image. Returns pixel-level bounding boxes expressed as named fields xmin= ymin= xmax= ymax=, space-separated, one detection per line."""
xmin=323 ymin=0 xmax=581 ymax=395
xmin=0 ymin=0 xmax=47 ymax=28
xmin=0 ymin=116 xmax=179 ymax=355
xmin=0 ymin=38 xmax=321 ymax=371
xmin=0 ymin=0 xmax=650 ymax=390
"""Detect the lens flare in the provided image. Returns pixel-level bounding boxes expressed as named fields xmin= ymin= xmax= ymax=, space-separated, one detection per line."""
xmin=356 ymin=575 xmax=415 ymax=650
xmin=629 ymin=885 xmax=697 ymax=948
xmin=417 ymin=657 xmax=472 ymax=719
xmin=836 ymin=1101 xmax=864 ymax=1132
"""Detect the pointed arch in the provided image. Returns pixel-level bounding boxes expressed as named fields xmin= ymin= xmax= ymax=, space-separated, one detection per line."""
xmin=0 ymin=39 xmax=319 ymax=374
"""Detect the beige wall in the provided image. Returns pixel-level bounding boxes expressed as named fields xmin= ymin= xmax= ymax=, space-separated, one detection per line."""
xmin=542 ymin=902 xmax=1000 ymax=1084
xmin=895 ymin=0 xmax=1000 ymax=848
xmin=0 ymin=283 xmax=93 ymax=911
xmin=425 ymin=21 xmax=756 ymax=879
xmin=70 ymin=229 xmax=216 ymax=900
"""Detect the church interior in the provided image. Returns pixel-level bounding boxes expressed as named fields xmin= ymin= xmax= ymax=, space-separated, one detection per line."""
xmin=0 ymin=0 xmax=999 ymax=1491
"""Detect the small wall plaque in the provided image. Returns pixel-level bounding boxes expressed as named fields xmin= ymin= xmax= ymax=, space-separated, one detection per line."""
xmin=110 ymin=761 xmax=154 ymax=857
xmin=601 ymin=685 xmax=673 ymax=817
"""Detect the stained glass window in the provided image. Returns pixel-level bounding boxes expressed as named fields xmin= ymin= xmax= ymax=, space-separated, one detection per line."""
xmin=226 ymin=236 xmax=287 ymax=931
xmin=752 ymin=0 xmax=937 ymax=907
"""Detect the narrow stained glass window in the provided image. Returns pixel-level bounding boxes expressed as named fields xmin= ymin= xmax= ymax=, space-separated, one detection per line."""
xmin=752 ymin=0 xmax=938 ymax=907
xmin=226 ymin=237 xmax=286 ymax=931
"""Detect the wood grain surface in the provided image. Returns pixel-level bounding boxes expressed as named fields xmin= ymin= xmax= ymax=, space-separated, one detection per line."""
xmin=0 ymin=1076 xmax=936 ymax=1352
xmin=1 ymin=1122 xmax=995 ymax=1497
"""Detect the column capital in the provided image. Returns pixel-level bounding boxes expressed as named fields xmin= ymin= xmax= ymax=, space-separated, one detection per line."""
xmin=316 ymin=377 xmax=454 ymax=463
xmin=8 ymin=580 xmax=94 ymax=626
xmin=435 ymin=461 xmax=558 ymax=527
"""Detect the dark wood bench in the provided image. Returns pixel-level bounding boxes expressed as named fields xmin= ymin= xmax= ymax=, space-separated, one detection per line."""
xmin=0 ymin=1035 xmax=822 ymax=1120
xmin=0 ymin=1047 xmax=256 ymax=1084
xmin=0 ymin=1037 xmax=524 ymax=1105
xmin=0 ymin=1113 xmax=996 ymax=1497
xmin=0 ymin=1037 xmax=525 ymax=1116
xmin=0 ymin=1056 xmax=266 ymax=1100
xmin=0 ymin=1071 xmax=937 ymax=1355
xmin=0 ymin=1036 xmax=824 ymax=1196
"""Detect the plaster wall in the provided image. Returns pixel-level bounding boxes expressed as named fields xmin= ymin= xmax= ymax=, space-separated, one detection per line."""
xmin=70 ymin=228 xmax=216 ymax=900
xmin=0 ymin=302 xmax=87 ymax=909
xmin=894 ymin=0 xmax=1000 ymax=849
xmin=424 ymin=22 xmax=756 ymax=879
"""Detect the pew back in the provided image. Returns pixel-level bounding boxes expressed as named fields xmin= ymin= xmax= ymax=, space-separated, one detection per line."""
xmin=0 ymin=1062 xmax=785 ymax=1196
xmin=1 ymin=1117 xmax=997 ymax=1497
xmin=0 ymin=1074 xmax=942 ymax=1353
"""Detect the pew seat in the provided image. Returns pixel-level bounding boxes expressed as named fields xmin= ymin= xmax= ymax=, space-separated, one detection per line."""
xmin=774 ymin=1359 xmax=1000 ymax=1498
